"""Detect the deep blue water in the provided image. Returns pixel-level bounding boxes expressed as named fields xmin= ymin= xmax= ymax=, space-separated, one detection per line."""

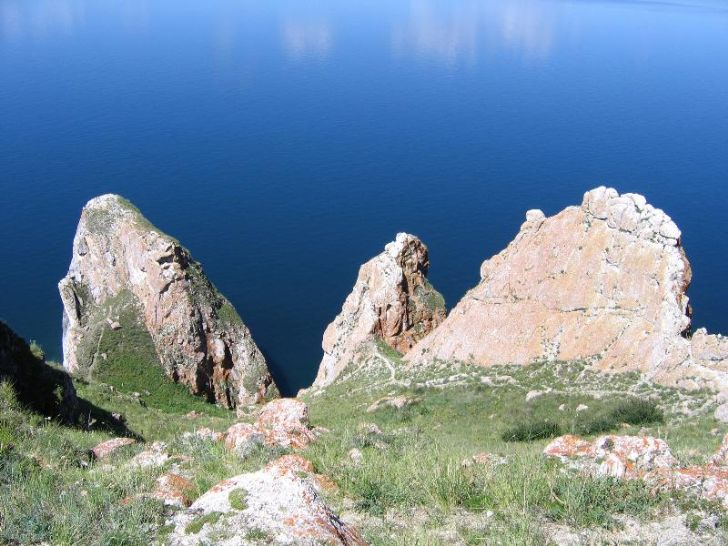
xmin=1 ymin=0 xmax=727 ymax=395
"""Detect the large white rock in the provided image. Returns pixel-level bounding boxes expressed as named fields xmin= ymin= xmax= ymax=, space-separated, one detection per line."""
xmin=407 ymin=187 xmax=728 ymax=392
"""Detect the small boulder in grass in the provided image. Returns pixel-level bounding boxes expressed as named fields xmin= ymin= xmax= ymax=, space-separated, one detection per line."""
xmin=153 ymin=473 xmax=194 ymax=508
xmin=129 ymin=441 xmax=170 ymax=469
xmin=366 ymin=395 xmax=416 ymax=413
xmin=348 ymin=448 xmax=364 ymax=465
xmin=462 ymin=452 xmax=506 ymax=468
xmin=91 ymin=437 xmax=136 ymax=460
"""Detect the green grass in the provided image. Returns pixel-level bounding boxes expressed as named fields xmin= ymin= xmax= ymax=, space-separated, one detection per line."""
xmin=185 ymin=511 xmax=223 ymax=534
xmin=1 ymin=336 xmax=725 ymax=545
xmin=228 ymin=487 xmax=249 ymax=510
xmin=502 ymin=418 xmax=561 ymax=442
xmin=301 ymin=356 xmax=728 ymax=543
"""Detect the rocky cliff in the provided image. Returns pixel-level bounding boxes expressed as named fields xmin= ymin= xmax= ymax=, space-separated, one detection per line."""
xmin=313 ymin=233 xmax=446 ymax=387
xmin=58 ymin=195 xmax=276 ymax=409
xmin=0 ymin=320 xmax=77 ymax=422
xmin=406 ymin=187 xmax=728 ymax=392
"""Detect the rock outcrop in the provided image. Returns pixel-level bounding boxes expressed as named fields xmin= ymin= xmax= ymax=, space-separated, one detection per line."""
xmin=407 ymin=187 xmax=728 ymax=392
xmin=224 ymin=398 xmax=318 ymax=455
xmin=0 ymin=320 xmax=77 ymax=422
xmin=545 ymin=433 xmax=728 ymax=508
xmin=59 ymin=195 xmax=277 ymax=409
xmin=167 ymin=454 xmax=366 ymax=545
xmin=314 ymin=233 xmax=446 ymax=387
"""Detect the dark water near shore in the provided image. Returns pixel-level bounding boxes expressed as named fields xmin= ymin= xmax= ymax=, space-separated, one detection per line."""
xmin=1 ymin=0 xmax=727 ymax=395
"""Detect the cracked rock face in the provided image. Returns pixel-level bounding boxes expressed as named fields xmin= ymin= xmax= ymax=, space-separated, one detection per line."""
xmin=313 ymin=233 xmax=446 ymax=387
xmin=59 ymin=194 xmax=277 ymax=408
xmin=407 ymin=187 xmax=728 ymax=392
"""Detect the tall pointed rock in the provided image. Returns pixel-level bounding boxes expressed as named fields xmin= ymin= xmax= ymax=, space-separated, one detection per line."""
xmin=313 ymin=233 xmax=446 ymax=387
xmin=59 ymin=195 xmax=276 ymax=408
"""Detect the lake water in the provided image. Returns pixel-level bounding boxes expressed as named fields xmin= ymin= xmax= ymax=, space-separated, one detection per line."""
xmin=1 ymin=0 xmax=727 ymax=395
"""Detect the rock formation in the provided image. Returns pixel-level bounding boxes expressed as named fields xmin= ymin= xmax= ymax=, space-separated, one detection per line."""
xmin=406 ymin=187 xmax=728 ymax=392
xmin=0 ymin=320 xmax=77 ymax=422
xmin=225 ymin=398 xmax=318 ymax=455
xmin=313 ymin=233 xmax=446 ymax=387
xmin=58 ymin=195 xmax=276 ymax=409
xmin=167 ymin=454 xmax=366 ymax=545
xmin=545 ymin=433 xmax=728 ymax=508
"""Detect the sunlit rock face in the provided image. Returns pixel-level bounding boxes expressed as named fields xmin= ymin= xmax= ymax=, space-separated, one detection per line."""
xmin=407 ymin=187 xmax=728 ymax=392
xmin=59 ymin=194 xmax=276 ymax=409
xmin=313 ymin=233 xmax=446 ymax=387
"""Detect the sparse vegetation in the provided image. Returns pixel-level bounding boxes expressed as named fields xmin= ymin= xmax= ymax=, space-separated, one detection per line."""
xmin=502 ymin=418 xmax=561 ymax=442
xmin=185 ymin=511 xmax=223 ymax=534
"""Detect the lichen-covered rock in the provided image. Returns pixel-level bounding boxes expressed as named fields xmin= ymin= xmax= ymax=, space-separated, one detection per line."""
xmin=407 ymin=187 xmax=728 ymax=392
xmin=256 ymin=398 xmax=317 ymax=449
xmin=224 ymin=398 xmax=318 ymax=454
xmin=91 ymin=437 xmax=136 ymax=460
xmin=153 ymin=473 xmax=194 ymax=508
xmin=545 ymin=434 xmax=677 ymax=479
xmin=167 ymin=455 xmax=366 ymax=545
xmin=0 ymin=321 xmax=77 ymax=422
xmin=224 ymin=423 xmax=264 ymax=456
xmin=58 ymin=195 xmax=277 ymax=408
xmin=314 ymin=233 xmax=445 ymax=387
xmin=129 ymin=441 xmax=170 ymax=469
xmin=545 ymin=433 xmax=728 ymax=508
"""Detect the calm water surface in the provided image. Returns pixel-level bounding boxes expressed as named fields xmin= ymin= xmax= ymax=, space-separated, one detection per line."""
xmin=1 ymin=0 xmax=727 ymax=394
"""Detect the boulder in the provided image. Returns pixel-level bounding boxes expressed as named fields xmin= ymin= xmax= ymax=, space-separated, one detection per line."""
xmin=129 ymin=441 xmax=170 ymax=469
xmin=407 ymin=187 xmax=728 ymax=393
xmin=153 ymin=473 xmax=194 ymax=508
xmin=313 ymin=233 xmax=446 ymax=387
xmin=91 ymin=437 xmax=136 ymax=460
xmin=58 ymin=194 xmax=277 ymax=408
xmin=224 ymin=398 xmax=318 ymax=455
xmin=544 ymin=434 xmax=677 ymax=479
xmin=167 ymin=455 xmax=366 ymax=545
xmin=0 ymin=320 xmax=77 ymax=422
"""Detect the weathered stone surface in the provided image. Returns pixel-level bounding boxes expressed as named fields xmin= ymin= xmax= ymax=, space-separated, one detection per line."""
xmin=59 ymin=194 xmax=277 ymax=408
xmin=224 ymin=398 xmax=318 ymax=456
xmin=256 ymin=398 xmax=318 ymax=449
xmin=314 ymin=233 xmax=445 ymax=387
xmin=0 ymin=320 xmax=77 ymax=422
xmin=153 ymin=473 xmax=194 ymax=508
xmin=129 ymin=441 xmax=170 ymax=469
xmin=224 ymin=423 xmax=264 ymax=456
xmin=545 ymin=433 xmax=728 ymax=508
xmin=91 ymin=437 xmax=136 ymax=460
xmin=709 ymin=433 xmax=728 ymax=466
xmin=167 ymin=455 xmax=366 ymax=545
xmin=407 ymin=187 xmax=728 ymax=392
xmin=544 ymin=434 xmax=677 ymax=479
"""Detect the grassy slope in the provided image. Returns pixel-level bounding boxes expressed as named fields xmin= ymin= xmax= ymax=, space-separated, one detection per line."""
xmin=2 ymin=339 xmax=727 ymax=545
xmin=300 ymin=347 xmax=728 ymax=545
